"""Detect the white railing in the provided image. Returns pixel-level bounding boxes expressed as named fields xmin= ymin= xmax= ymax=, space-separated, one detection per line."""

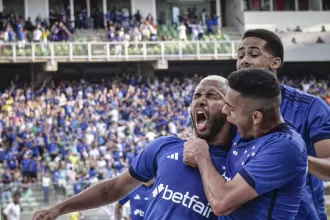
xmin=0 ymin=41 xmax=240 ymax=63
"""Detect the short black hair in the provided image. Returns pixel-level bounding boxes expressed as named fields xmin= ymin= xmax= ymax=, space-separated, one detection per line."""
xmin=243 ymin=29 xmax=284 ymax=72
xmin=13 ymin=191 xmax=21 ymax=197
xmin=227 ymin=68 xmax=281 ymax=99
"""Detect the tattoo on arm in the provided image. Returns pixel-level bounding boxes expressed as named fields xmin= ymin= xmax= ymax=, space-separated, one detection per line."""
xmin=99 ymin=187 xmax=109 ymax=201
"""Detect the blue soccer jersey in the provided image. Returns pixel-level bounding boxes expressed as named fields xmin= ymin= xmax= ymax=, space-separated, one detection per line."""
xmin=281 ymin=85 xmax=330 ymax=220
xmin=220 ymin=122 xmax=307 ymax=220
xmin=118 ymin=185 xmax=152 ymax=220
xmin=129 ymin=136 xmax=228 ymax=220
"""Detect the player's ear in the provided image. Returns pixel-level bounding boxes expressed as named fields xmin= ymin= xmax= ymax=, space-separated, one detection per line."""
xmin=270 ymin=57 xmax=281 ymax=72
xmin=252 ymin=111 xmax=263 ymax=125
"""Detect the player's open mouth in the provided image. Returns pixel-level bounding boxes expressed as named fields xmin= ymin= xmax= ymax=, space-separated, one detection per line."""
xmin=195 ymin=110 xmax=208 ymax=131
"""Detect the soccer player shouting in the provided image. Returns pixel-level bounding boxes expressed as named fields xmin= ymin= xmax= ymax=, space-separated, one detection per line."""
xmin=33 ymin=75 xmax=233 ymax=220
xmin=184 ymin=69 xmax=308 ymax=219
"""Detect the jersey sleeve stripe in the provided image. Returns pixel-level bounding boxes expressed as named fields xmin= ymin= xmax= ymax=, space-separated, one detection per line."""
xmin=238 ymin=167 xmax=256 ymax=190
xmin=310 ymin=133 xmax=330 ymax=144
xmin=129 ymin=166 xmax=150 ymax=182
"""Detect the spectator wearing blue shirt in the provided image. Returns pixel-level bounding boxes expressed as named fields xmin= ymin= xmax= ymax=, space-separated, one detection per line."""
xmin=73 ymin=177 xmax=83 ymax=195
xmin=1 ymin=170 xmax=12 ymax=201
xmin=29 ymin=156 xmax=39 ymax=183
xmin=206 ymin=17 xmax=213 ymax=34
xmin=8 ymin=26 xmax=15 ymax=41
xmin=17 ymin=27 xmax=25 ymax=49
xmin=105 ymin=9 xmax=111 ymax=24
xmin=21 ymin=155 xmax=32 ymax=182
xmin=184 ymin=69 xmax=307 ymax=219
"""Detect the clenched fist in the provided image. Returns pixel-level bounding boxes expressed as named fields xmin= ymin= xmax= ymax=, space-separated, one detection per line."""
xmin=183 ymin=131 xmax=210 ymax=168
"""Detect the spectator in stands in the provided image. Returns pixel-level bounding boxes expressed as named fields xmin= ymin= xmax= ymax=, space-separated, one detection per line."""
xmin=190 ymin=21 xmax=199 ymax=40
xmin=2 ymin=192 xmax=20 ymax=220
xmin=321 ymin=25 xmax=326 ymax=32
xmin=35 ymin=16 xmax=42 ymax=26
xmin=29 ymin=156 xmax=38 ymax=183
xmin=42 ymin=172 xmax=51 ymax=205
xmin=92 ymin=8 xmax=103 ymax=29
xmin=108 ymin=26 xmax=116 ymax=41
xmin=292 ymin=37 xmax=297 ymax=44
xmin=294 ymin=25 xmax=302 ymax=32
xmin=41 ymin=27 xmax=49 ymax=51
xmin=316 ymin=36 xmax=325 ymax=43
xmin=212 ymin=13 xmax=221 ymax=35
xmin=76 ymin=7 xmax=88 ymax=30
xmin=140 ymin=22 xmax=151 ymax=41
xmin=24 ymin=17 xmax=34 ymax=32
xmin=17 ymin=27 xmax=26 ymax=49
xmin=197 ymin=21 xmax=204 ymax=40
xmin=68 ymin=211 xmax=82 ymax=220
xmin=201 ymin=8 xmax=207 ymax=26
xmin=134 ymin=10 xmax=141 ymax=24
xmin=178 ymin=22 xmax=187 ymax=41
xmin=49 ymin=8 xmax=58 ymax=26
xmin=105 ymin=8 xmax=111 ymax=25
xmin=33 ymin=25 xmax=42 ymax=43
xmin=57 ymin=22 xmax=72 ymax=41
xmin=129 ymin=25 xmax=142 ymax=43
xmin=206 ymin=16 xmax=214 ymax=34
xmin=8 ymin=26 xmax=16 ymax=42
xmin=1 ymin=169 xmax=12 ymax=201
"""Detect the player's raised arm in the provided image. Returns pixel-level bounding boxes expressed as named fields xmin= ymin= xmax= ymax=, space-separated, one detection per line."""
xmin=32 ymin=170 xmax=142 ymax=220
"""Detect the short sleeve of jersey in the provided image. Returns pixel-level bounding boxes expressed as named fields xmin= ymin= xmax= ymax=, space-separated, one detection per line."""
xmin=307 ymin=97 xmax=330 ymax=143
xmin=129 ymin=136 xmax=168 ymax=182
xmin=239 ymin=138 xmax=307 ymax=195
xmin=118 ymin=194 xmax=130 ymax=205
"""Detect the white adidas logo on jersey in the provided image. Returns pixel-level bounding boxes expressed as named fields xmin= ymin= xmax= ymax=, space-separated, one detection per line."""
xmin=133 ymin=209 xmax=144 ymax=216
xmin=152 ymin=183 xmax=213 ymax=218
xmin=134 ymin=194 xmax=141 ymax=200
xmin=167 ymin=152 xmax=179 ymax=160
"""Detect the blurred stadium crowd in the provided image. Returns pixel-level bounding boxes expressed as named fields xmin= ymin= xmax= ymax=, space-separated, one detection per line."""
xmin=0 ymin=74 xmax=194 ymax=204
xmin=0 ymin=73 xmax=330 ymax=205
xmin=0 ymin=6 xmax=223 ymax=45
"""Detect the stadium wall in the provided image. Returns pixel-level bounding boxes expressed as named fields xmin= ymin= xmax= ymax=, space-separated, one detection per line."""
xmin=1 ymin=61 xmax=330 ymax=86
xmin=22 ymin=0 xmax=49 ymax=22
xmin=132 ymin=0 xmax=157 ymax=23
xmin=2 ymin=0 xmax=25 ymax=18
xmin=244 ymin=11 xmax=330 ymax=32
xmin=225 ymin=0 xmax=245 ymax=35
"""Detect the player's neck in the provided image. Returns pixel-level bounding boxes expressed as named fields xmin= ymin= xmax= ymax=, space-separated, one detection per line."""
xmin=253 ymin=115 xmax=285 ymax=138
xmin=207 ymin=122 xmax=232 ymax=148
